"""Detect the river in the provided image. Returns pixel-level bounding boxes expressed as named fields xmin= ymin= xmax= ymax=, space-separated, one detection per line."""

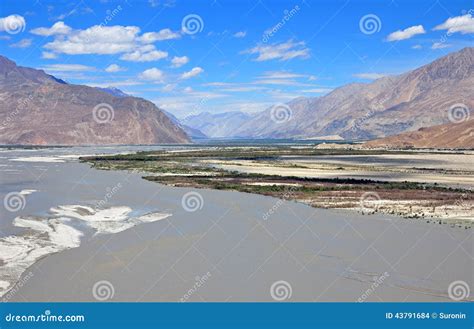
xmin=0 ymin=146 xmax=471 ymax=302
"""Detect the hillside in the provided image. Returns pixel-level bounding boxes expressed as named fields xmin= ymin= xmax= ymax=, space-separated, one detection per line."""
xmin=184 ymin=48 xmax=473 ymax=141
xmin=0 ymin=56 xmax=189 ymax=145
xmin=365 ymin=119 xmax=473 ymax=149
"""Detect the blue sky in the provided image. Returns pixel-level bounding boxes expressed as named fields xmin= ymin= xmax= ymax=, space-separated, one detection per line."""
xmin=0 ymin=0 xmax=473 ymax=118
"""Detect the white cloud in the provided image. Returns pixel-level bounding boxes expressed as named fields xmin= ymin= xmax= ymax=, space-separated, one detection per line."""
xmin=253 ymin=71 xmax=318 ymax=87
xmin=431 ymin=42 xmax=451 ymax=49
xmin=412 ymin=44 xmax=422 ymax=50
xmin=140 ymin=29 xmax=181 ymax=42
xmin=120 ymin=47 xmax=168 ymax=62
xmin=41 ymin=24 xmax=172 ymax=62
xmin=45 ymin=25 xmax=141 ymax=55
xmin=242 ymin=40 xmax=310 ymax=61
xmin=41 ymin=64 xmax=96 ymax=72
xmin=86 ymin=80 xmax=142 ymax=88
xmin=210 ymin=71 xmax=316 ymax=88
xmin=54 ymin=5 xmax=94 ymax=21
xmin=30 ymin=21 xmax=71 ymax=36
xmin=105 ymin=64 xmax=126 ymax=72
xmin=434 ymin=14 xmax=474 ymax=34
xmin=233 ymin=31 xmax=246 ymax=38
xmin=139 ymin=68 xmax=164 ymax=82
xmin=203 ymin=82 xmax=266 ymax=92
xmin=386 ymin=25 xmax=426 ymax=41
xmin=181 ymin=67 xmax=204 ymax=79
xmin=204 ymin=82 xmax=232 ymax=87
xmin=154 ymin=91 xmax=228 ymax=116
xmin=40 ymin=24 xmax=176 ymax=61
xmin=162 ymin=84 xmax=177 ymax=92
xmin=10 ymin=38 xmax=32 ymax=48
xmin=253 ymin=78 xmax=301 ymax=85
xmin=258 ymin=71 xmax=306 ymax=79
xmin=0 ymin=15 xmax=26 ymax=33
xmin=252 ymin=78 xmax=315 ymax=87
xmin=182 ymin=91 xmax=225 ymax=99
xmin=220 ymin=86 xmax=265 ymax=92
xmin=204 ymin=72 xmax=316 ymax=92
xmin=41 ymin=51 xmax=57 ymax=59
xmin=353 ymin=73 xmax=387 ymax=80
xmin=171 ymin=55 xmax=189 ymax=68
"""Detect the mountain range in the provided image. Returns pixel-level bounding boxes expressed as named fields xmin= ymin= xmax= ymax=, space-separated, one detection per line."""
xmin=0 ymin=47 xmax=472 ymax=147
xmin=94 ymin=86 xmax=206 ymax=140
xmin=181 ymin=111 xmax=253 ymax=138
xmin=184 ymin=47 xmax=473 ymax=145
xmin=161 ymin=110 xmax=207 ymax=140
xmin=0 ymin=56 xmax=189 ymax=145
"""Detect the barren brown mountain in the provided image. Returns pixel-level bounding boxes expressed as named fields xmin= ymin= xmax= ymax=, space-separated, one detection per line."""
xmin=365 ymin=119 xmax=474 ymax=149
xmin=0 ymin=56 xmax=189 ymax=145
xmin=231 ymin=47 xmax=473 ymax=140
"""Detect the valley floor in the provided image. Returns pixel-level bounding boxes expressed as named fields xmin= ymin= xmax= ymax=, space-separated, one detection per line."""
xmin=82 ymin=146 xmax=474 ymax=228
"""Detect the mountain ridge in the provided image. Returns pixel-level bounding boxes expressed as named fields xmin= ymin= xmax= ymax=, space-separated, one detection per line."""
xmin=0 ymin=56 xmax=190 ymax=145
xmin=233 ymin=47 xmax=473 ymax=140
xmin=365 ymin=119 xmax=473 ymax=149
xmin=162 ymin=110 xmax=208 ymax=140
xmin=182 ymin=111 xmax=254 ymax=138
xmin=183 ymin=47 xmax=473 ymax=143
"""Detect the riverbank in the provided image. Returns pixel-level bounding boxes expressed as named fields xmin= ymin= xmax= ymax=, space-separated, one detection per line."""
xmin=81 ymin=147 xmax=474 ymax=228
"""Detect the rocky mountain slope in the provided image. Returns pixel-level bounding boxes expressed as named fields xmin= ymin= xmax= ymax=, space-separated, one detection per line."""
xmin=365 ymin=119 xmax=473 ymax=149
xmin=95 ymin=87 xmax=207 ymax=140
xmin=196 ymin=47 xmax=473 ymax=140
xmin=162 ymin=110 xmax=207 ymax=140
xmin=0 ymin=56 xmax=189 ymax=145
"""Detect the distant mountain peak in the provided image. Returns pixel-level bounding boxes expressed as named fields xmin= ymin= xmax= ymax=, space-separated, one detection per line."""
xmin=182 ymin=111 xmax=253 ymax=138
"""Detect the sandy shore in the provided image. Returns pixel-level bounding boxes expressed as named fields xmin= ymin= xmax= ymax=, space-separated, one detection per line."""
xmin=203 ymin=153 xmax=474 ymax=190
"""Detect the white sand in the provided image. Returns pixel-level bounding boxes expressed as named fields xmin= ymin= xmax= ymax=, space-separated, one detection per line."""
xmin=205 ymin=158 xmax=474 ymax=190
xmin=0 ymin=205 xmax=172 ymax=298
xmin=10 ymin=156 xmax=66 ymax=163
xmin=0 ymin=219 xmax=83 ymax=298
xmin=9 ymin=154 xmax=94 ymax=163
xmin=19 ymin=189 xmax=37 ymax=196
xmin=50 ymin=205 xmax=171 ymax=235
